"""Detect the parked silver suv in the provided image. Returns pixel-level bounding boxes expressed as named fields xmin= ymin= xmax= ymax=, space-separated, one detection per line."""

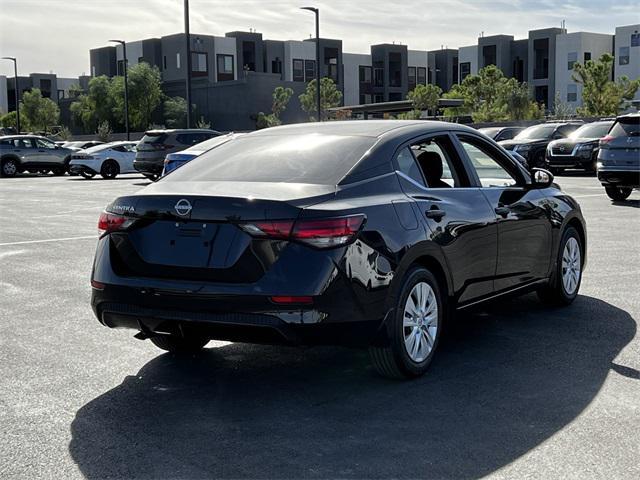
xmin=597 ymin=114 xmax=640 ymax=201
xmin=0 ymin=135 xmax=74 ymax=177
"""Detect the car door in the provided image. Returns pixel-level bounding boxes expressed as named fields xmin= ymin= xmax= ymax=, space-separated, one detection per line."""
xmin=33 ymin=137 xmax=63 ymax=166
xmin=394 ymin=133 xmax=498 ymax=304
xmin=15 ymin=138 xmax=37 ymax=166
xmin=120 ymin=144 xmax=137 ymax=173
xmin=455 ymin=133 xmax=552 ymax=293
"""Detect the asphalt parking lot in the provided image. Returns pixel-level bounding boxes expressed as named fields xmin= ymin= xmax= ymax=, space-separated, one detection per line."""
xmin=1 ymin=172 xmax=639 ymax=479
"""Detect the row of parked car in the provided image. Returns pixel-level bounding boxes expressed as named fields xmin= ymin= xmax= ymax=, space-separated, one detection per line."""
xmin=478 ymin=114 xmax=639 ymax=200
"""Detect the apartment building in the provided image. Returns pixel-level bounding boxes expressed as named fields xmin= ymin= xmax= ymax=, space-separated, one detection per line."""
xmin=4 ymin=73 xmax=89 ymax=112
xmin=614 ymin=24 xmax=640 ymax=101
xmin=555 ymin=32 xmax=613 ymax=108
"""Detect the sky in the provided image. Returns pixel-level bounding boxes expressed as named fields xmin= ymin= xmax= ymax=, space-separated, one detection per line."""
xmin=0 ymin=0 xmax=638 ymax=78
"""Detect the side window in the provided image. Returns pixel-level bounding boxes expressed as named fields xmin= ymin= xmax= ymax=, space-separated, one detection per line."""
xmin=35 ymin=138 xmax=56 ymax=149
xmin=410 ymin=135 xmax=466 ymax=188
xmin=458 ymin=137 xmax=518 ymax=188
xmin=558 ymin=124 xmax=578 ymax=137
xmin=395 ymin=147 xmax=426 ymax=187
xmin=112 ymin=145 xmax=126 ymax=152
xmin=16 ymin=138 xmax=34 ymax=148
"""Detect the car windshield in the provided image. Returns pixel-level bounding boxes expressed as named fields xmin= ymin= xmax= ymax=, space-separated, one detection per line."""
xmin=569 ymin=122 xmax=613 ymax=139
xmin=165 ymin=133 xmax=377 ymax=185
xmin=479 ymin=127 xmax=500 ymax=137
xmin=514 ymin=125 xmax=556 ymax=140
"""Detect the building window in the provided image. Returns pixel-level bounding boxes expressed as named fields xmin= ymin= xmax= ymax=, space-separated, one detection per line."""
xmin=533 ymin=38 xmax=549 ymax=79
xmin=359 ymin=94 xmax=372 ymax=104
xmin=374 ymin=68 xmax=383 ymax=87
xmin=567 ymin=52 xmax=577 ymax=70
xmin=567 ymin=84 xmax=577 ymax=103
xmin=176 ymin=53 xmax=181 ymax=69
xmin=324 ymin=47 xmax=339 ymax=82
xmin=583 ymin=52 xmax=591 ymax=63
xmin=619 ymin=47 xmax=630 ymax=65
xmin=459 ymin=62 xmax=471 ymax=82
xmin=117 ymin=59 xmax=125 ymax=75
xmin=271 ymin=58 xmax=282 ymax=74
xmin=304 ymin=59 xmax=316 ymax=82
xmin=408 ymin=66 xmax=416 ymax=90
xmin=417 ymin=67 xmax=426 ymax=85
xmin=242 ymin=41 xmax=256 ymax=71
xmin=359 ymin=65 xmax=372 ymax=83
xmin=92 ymin=66 xmax=96 ymax=76
xmin=216 ymin=54 xmax=234 ymax=81
xmin=388 ymin=52 xmax=402 ymax=87
xmin=452 ymin=57 xmax=458 ymax=85
xmin=292 ymin=59 xmax=304 ymax=81
xmin=191 ymin=52 xmax=208 ymax=77
xmin=163 ymin=56 xmax=167 ymax=70
xmin=482 ymin=45 xmax=497 ymax=67
xmin=631 ymin=32 xmax=640 ymax=47
xmin=373 ymin=94 xmax=384 ymax=103
xmin=57 ymin=89 xmax=65 ymax=101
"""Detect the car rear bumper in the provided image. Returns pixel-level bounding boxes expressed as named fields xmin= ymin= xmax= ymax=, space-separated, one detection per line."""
xmin=69 ymin=164 xmax=99 ymax=175
xmin=133 ymin=159 xmax=164 ymax=175
xmin=92 ymin=286 xmax=384 ymax=347
xmin=597 ymin=167 xmax=640 ymax=187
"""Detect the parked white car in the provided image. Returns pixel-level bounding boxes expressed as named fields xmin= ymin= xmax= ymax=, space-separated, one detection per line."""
xmin=69 ymin=141 xmax=137 ymax=179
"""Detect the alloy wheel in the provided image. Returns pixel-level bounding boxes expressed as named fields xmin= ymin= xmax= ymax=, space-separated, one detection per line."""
xmin=403 ymin=282 xmax=438 ymax=363
xmin=2 ymin=160 xmax=17 ymax=176
xmin=561 ymin=237 xmax=581 ymax=295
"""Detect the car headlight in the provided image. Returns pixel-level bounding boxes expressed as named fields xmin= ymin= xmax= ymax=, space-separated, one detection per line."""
xmin=577 ymin=144 xmax=594 ymax=151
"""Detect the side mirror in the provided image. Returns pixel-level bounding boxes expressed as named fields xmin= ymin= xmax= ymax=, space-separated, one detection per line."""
xmin=529 ymin=168 xmax=554 ymax=189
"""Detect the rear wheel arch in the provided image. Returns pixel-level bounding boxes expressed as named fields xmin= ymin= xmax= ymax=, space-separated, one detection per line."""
xmin=566 ymin=217 xmax=586 ymax=260
xmin=391 ymin=245 xmax=453 ymax=303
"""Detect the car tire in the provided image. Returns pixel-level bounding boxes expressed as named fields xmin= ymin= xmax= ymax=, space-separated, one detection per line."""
xmin=150 ymin=334 xmax=209 ymax=354
xmin=605 ymin=186 xmax=632 ymax=201
xmin=369 ymin=267 xmax=444 ymax=379
xmin=1 ymin=158 xmax=19 ymax=177
xmin=537 ymin=226 xmax=583 ymax=306
xmin=100 ymin=159 xmax=120 ymax=179
xmin=80 ymin=171 xmax=96 ymax=179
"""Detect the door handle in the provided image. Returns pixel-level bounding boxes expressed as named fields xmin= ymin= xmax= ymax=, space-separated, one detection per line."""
xmin=425 ymin=208 xmax=446 ymax=220
xmin=495 ymin=206 xmax=510 ymax=217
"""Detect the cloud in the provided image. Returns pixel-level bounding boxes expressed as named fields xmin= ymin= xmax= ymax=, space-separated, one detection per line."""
xmin=0 ymin=0 xmax=636 ymax=77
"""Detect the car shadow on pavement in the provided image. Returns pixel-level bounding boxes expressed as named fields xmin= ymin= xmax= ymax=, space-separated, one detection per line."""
xmin=69 ymin=293 xmax=635 ymax=479
xmin=611 ymin=199 xmax=640 ymax=208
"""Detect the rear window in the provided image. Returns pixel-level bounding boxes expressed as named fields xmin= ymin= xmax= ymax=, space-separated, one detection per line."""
xmin=176 ymin=132 xmax=213 ymax=146
xmin=165 ymin=133 xmax=377 ymax=185
xmin=141 ymin=133 xmax=168 ymax=144
xmin=609 ymin=117 xmax=640 ymax=138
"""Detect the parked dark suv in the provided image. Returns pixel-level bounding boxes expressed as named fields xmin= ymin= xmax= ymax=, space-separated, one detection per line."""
xmin=134 ymin=129 xmax=220 ymax=180
xmin=478 ymin=126 xmax=525 ymax=142
xmin=597 ymin=114 xmax=639 ymax=201
xmin=499 ymin=122 xmax=583 ymax=169
xmin=545 ymin=120 xmax=614 ymax=173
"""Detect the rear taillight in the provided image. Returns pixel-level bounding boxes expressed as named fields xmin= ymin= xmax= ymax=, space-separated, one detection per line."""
xmin=98 ymin=212 xmax=135 ymax=235
xmin=239 ymin=215 xmax=365 ymax=248
xmin=600 ymin=134 xmax=614 ymax=145
xmin=270 ymin=296 xmax=313 ymax=305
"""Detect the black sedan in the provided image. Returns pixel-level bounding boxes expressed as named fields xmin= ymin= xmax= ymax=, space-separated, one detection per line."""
xmin=545 ymin=120 xmax=614 ymax=173
xmin=91 ymin=121 xmax=586 ymax=379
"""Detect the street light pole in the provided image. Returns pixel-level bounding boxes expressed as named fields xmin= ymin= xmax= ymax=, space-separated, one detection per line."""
xmin=301 ymin=7 xmax=321 ymax=121
xmin=109 ymin=40 xmax=130 ymax=140
xmin=184 ymin=0 xmax=192 ymax=128
xmin=1 ymin=56 xmax=20 ymax=133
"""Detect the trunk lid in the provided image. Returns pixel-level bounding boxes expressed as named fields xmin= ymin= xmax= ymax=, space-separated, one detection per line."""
xmin=106 ymin=182 xmax=336 ymax=283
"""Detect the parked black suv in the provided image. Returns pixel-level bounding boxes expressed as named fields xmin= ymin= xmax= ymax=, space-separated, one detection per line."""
xmin=478 ymin=126 xmax=525 ymax=142
xmin=597 ymin=114 xmax=639 ymax=201
xmin=134 ymin=129 xmax=220 ymax=180
xmin=545 ymin=120 xmax=614 ymax=173
xmin=500 ymin=122 xmax=583 ymax=169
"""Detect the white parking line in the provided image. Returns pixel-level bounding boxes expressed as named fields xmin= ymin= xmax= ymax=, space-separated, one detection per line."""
xmin=571 ymin=193 xmax=605 ymax=198
xmin=0 ymin=235 xmax=96 ymax=247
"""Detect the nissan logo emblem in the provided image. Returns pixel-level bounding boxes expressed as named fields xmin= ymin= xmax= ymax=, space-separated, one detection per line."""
xmin=559 ymin=145 xmax=565 ymax=151
xmin=174 ymin=199 xmax=192 ymax=216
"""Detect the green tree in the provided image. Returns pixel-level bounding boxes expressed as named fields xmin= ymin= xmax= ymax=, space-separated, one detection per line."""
xmin=550 ymin=91 xmax=574 ymax=120
xmin=164 ymin=96 xmax=187 ymax=128
xmin=117 ymin=62 xmax=163 ymax=130
xmin=299 ymin=78 xmax=342 ymax=121
xmin=443 ymin=65 xmax=541 ymax=121
xmin=96 ymin=121 xmax=112 ymax=142
xmin=407 ymin=83 xmax=442 ymax=116
xmin=70 ymin=75 xmax=117 ymax=132
xmin=20 ymin=88 xmax=60 ymax=132
xmin=0 ymin=110 xmax=30 ymax=131
xmin=257 ymin=86 xmax=294 ymax=129
xmin=572 ymin=53 xmax=640 ymax=116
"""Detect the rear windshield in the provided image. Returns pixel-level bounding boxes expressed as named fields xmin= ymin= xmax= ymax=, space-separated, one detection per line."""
xmin=569 ymin=122 xmax=613 ymax=139
xmin=164 ymin=133 xmax=377 ymax=185
xmin=141 ymin=133 xmax=168 ymax=144
xmin=609 ymin=117 xmax=640 ymax=138
xmin=479 ymin=128 xmax=500 ymax=137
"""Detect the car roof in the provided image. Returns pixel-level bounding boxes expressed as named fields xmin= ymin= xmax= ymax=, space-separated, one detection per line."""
xmin=247 ymin=120 xmax=476 ymax=139
xmin=144 ymin=129 xmax=219 ymax=134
